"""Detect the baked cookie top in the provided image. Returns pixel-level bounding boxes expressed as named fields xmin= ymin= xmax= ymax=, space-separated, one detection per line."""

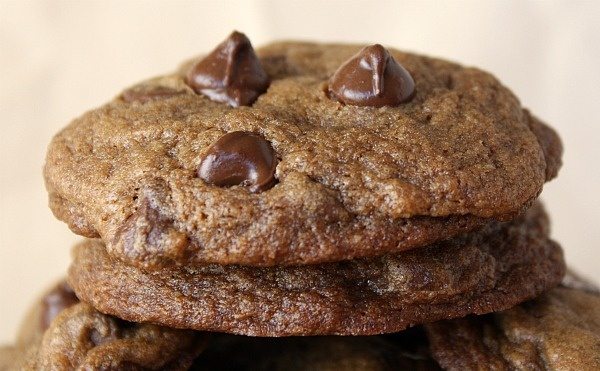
xmin=44 ymin=32 xmax=562 ymax=267
xmin=425 ymin=274 xmax=600 ymax=371
xmin=68 ymin=203 xmax=565 ymax=336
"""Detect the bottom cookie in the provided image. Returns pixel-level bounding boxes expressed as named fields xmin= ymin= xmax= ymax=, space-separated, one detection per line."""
xmin=68 ymin=203 xmax=565 ymax=336
xmin=425 ymin=273 xmax=600 ymax=370
xmin=3 ymin=281 xmax=205 ymax=370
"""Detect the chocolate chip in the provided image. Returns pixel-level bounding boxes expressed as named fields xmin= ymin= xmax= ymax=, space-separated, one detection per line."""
xmin=198 ymin=131 xmax=277 ymax=193
xmin=121 ymin=86 xmax=185 ymax=104
xmin=186 ymin=31 xmax=270 ymax=107
xmin=328 ymin=44 xmax=415 ymax=107
xmin=40 ymin=281 xmax=79 ymax=331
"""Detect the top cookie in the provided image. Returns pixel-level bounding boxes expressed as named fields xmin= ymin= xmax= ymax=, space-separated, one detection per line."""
xmin=44 ymin=32 xmax=562 ymax=267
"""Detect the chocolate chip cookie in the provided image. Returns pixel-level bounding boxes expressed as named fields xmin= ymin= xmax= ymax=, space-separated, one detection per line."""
xmin=2 ymin=282 xmax=442 ymax=370
xmin=3 ymin=281 xmax=204 ymax=370
xmin=44 ymin=32 xmax=562 ymax=268
xmin=425 ymin=274 xmax=600 ymax=370
xmin=68 ymin=202 xmax=564 ymax=336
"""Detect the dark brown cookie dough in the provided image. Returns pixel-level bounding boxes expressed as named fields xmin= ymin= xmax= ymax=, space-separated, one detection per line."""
xmin=425 ymin=276 xmax=600 ymax=371
xmin=2 ymin=282 xmax=204 ymax=370
xmin=68 ymin=203 xmax=565 ymax=336
xmin=45 ymin=40 xmax=562 ymax=268
xmin=192 ymin=327 xmax=439 ymax=370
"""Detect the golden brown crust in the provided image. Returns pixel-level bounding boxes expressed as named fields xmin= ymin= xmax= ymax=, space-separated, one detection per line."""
xmin=425 ymin=279 xmax=600 ymax=371
xmin=45 ymin=41 xmax=561 ymax=268
xmin=68 ymin=203 xmax=564 ymax=336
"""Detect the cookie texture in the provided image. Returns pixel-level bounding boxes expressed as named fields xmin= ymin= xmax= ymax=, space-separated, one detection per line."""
xmin=425 ymin=276 xmax=600 ymax=371
xmin=68 ymin=203 xmax=565 ymax=336
xmin=192 ymin=327 xmax=439 ymax=370
xmin=22 ymin=303 xmax=204 ymax=371
xmin=2 ymin=282 xmax=204 ymax=371
xmin=45 ymin=41 xmax=562 ymax=268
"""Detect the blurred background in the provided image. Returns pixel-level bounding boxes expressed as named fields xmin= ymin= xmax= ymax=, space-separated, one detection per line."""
xmin=1 ymin=0 xmax=599 ymax=343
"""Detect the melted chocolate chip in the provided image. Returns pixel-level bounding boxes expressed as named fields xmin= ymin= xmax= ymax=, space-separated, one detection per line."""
xmin=328 ymin=44 xmax=415 ymax=107
xmin=40 ymin=281 xmax=79 ymax=330
xmin=121 ymin=86 xmax=185 ymax=104
xmin=186 ymin=31 xmax=270 ymax=107
xmin=198 ymin=131 xmax=277 ymax=193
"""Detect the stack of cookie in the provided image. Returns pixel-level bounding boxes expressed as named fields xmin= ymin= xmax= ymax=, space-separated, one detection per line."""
xmin=2 ymin=32 xmax=599 ymax=370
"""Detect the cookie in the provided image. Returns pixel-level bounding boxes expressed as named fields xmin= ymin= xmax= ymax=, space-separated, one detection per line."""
xmin=192 ymin=326 xmax=439 ymax=370
xmin=44 ymin=32 xmax=562 ymax=268
xmin=2 ymin=281 xmax=204 ymax=370
xmin=13 ymin=281 xmax=79 ymax=349
xmin=3 ymin=284 xmax=440 ymax=370
xmin=425 ymin=275 xmax=600 ymax=370
xmin=68 ymin=203 xmax=565 ymax=336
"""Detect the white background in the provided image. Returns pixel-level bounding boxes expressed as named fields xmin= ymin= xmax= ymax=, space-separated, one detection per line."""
xmin=1 ymin=0 xmax=599 ymax=343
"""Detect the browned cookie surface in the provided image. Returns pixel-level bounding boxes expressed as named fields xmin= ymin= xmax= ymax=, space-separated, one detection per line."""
xmin=2 ymin=282 xmax=204 ymax=370
xmin=192 ymin=327 xmax=439 ymax=370
xmin=68 ymin=203 xmax=564 ymax=336
xmin=45 ymin=39 xmax=561 ymax=268
xmin=425 ymin=276 xmax=600 ymax=371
